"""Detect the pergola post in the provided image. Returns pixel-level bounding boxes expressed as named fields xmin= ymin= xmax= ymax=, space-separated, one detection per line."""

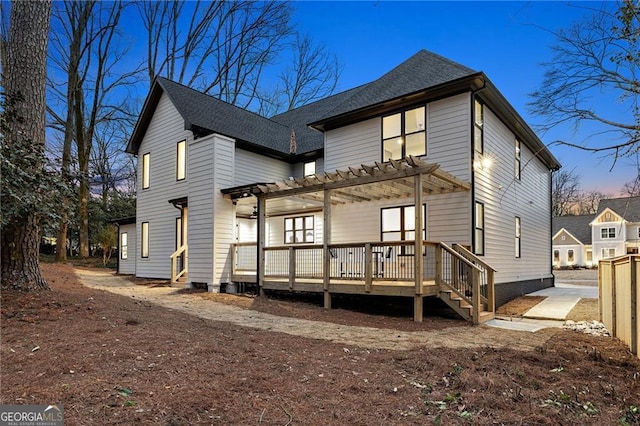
xmin=257 ymin=196 xmax=266 ymax=296
xmin=323 ymin=189 xmax=332 ymax=309
xmin=414 ymin=173 xmax=424 ymax=322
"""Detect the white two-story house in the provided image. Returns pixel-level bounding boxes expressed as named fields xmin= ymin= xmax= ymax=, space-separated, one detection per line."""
xmin=120 ymin=50 xmax=561 ymax=323
xmin=590 ymin=196 xmax=640 ymax=262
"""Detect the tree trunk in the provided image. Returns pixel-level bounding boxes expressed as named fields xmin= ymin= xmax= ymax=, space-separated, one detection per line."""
xmin=1 ymin=0 xmax=52 ymax=290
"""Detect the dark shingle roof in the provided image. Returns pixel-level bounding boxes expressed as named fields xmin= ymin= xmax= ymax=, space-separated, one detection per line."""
xmin=126 ymin=49 xmax=560 ymax=170
xmin=552 ymin=215 xmax=595 ymax=244
xmin=314 ymin=50 xmax=477 ymax=122
xmin=597 ymin=196 xmax=640 ymax=222
xmin=270 ymin=85 xmax=366 ymax=154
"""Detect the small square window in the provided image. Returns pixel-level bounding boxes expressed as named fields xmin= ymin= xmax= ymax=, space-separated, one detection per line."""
xmin=304 ymin=161 xmax=316 ymax=177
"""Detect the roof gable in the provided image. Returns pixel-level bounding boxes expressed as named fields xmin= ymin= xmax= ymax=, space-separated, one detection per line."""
xmin=552 ymin=215 xmax=595 ymax=244
xmin=553 ymin=229 xmax=581 ymax=246
xmin=596 ymin=196 xmax=640 ymax=222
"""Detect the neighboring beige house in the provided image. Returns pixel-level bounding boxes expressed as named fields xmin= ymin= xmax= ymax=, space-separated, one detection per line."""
xmin=552 ymin=215 xmax=595 ymax=268
xmin=552 ymin=196 xmax=640 ymax=268
xmin=120 ymin=50 xmax=561 ymax=322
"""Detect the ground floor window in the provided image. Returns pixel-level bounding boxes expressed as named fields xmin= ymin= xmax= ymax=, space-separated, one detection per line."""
xmin=601 ymin=248 xmax=615 ymax=259
xmin=586 ymin=250 xmax=593 ymax=262
xmin=474 ymin=202 xmax=484 ymax=256
xmin=515 ymin=216 xmax=521 ymax=258
xmin=141 ymin=222 xmax=149 ymax=258
xmin=121 ymin=232 xmax=128 ymax=260
xmin=381 ymin=204 xmax=426 ymax=241
xmin=285 ymin=215 xmax=314 ymax=244
xmin=553 ymin=250 xmax=559 ymax=263
xmin=568 ymin=249 xmax=574 ymax=263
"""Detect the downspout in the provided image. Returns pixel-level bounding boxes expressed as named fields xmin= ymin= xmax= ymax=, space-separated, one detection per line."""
xmin=470 ymin=80 xmax=487 ymax=253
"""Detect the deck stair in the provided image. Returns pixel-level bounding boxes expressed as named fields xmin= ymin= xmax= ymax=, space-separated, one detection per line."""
xmin=437 ymin=243 xmax=496 ymax=324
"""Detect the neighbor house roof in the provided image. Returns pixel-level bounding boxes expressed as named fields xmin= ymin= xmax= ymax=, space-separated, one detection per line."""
xmin=596 ymin=196 xmax=640 ymax=222
xmin=126 ymin=49 xmax=561 ymax=170
xmin=552 ymin=215 xmax=595 ymax=245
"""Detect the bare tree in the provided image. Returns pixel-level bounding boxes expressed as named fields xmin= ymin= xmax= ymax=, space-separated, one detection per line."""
xmin=1 ymin=0 xmax=52 ymax=290
xmin=552 ymin=169 xmax=582 ymax=216
xmin=530 ymin=1 xmax=640 ymax=163
xmin=621 ymin=171 xmax=640 ymax=196
xmin=48 ymin=0 xmax=139 ymax=258
xmin=577 ymin=190 xmax=606 ymax=214
xmin=258 ymin=34 xmax=341 ymax=116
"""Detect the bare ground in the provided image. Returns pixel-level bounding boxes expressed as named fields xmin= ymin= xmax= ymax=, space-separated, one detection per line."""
xmin=2 ymin=264 xmax=640 ymax=425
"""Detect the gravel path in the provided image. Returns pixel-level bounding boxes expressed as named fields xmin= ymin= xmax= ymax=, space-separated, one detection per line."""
xmin=75 ymin=268 xmax=557 ymax=351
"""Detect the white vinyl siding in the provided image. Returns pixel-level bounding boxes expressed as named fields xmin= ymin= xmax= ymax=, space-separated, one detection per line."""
xmin=324 ymin=117 xmax=380 ymax=171
xmin=136 ymin=93 xmax=191 ymax=278
xmin=474 ymin=106 xmax=552 ymax=284
xmin=213 ymin=136 xmax=235 ymax=290
xmin=234 ymin=148 xmax=292 ymax=186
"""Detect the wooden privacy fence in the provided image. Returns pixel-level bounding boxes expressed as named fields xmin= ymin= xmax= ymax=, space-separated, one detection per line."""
xmin=599 ymin=255 xmax=640 ymax=359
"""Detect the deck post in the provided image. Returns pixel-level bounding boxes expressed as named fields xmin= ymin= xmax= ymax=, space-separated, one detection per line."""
xmin=435 ymin=244 xmax=442 ymax=286
xmin=323 ymin=189 xmax=332 ymax=309
xmin=365 ymin=243 xmax=372 ymax=292
xmin=288 ymin=246 xmax=295 ymax=290
xmin=257 ymin=196 xmax=266 ymax=297
xmin=472 ymin=269 xmax=480 ymax=324
xmin=414 ymin=173 xmax=423 ymax=322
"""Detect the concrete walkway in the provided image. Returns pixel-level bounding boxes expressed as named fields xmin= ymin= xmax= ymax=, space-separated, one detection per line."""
xmin=523 ymin=283 xmax=598 ymax=320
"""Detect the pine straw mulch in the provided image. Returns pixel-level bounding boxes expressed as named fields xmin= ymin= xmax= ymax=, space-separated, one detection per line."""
xmin=2 ymin=263 xmax=640 ymax=425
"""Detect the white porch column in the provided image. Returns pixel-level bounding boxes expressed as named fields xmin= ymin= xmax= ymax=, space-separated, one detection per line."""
xmin=257 ymin=196 xmax=266 ymax=296
xmin=323 ymin=189 xmax=332 ymax=309
xmin=414 ymin=173 xmax=424 ymax=322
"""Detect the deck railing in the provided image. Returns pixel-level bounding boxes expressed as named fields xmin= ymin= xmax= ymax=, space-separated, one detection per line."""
xmin=232 ymin=241 xmax=438 ymax=284
xmin=452 ymin=243 xmax=496 ymax=314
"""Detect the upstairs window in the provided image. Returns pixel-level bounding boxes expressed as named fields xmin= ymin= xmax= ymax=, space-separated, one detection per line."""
xmin=382 ymin=106 xmax=426 ymax=161
xmin=601 ymin=227 xmax=616 ymax=239
xmin=304 ymin=161 xmax=316 ymax=177
xmin=177 ymin=140 xmax=186 ymax=181
xmin=474 ymin=99 xmax=483 ymax=153
xmin=515 ymin=139 xmax=521 ymax=180
xmin=142 ymin=152 xmax=150 ymax=189
xmin=285 ymin=215 xmax=314 ymax=244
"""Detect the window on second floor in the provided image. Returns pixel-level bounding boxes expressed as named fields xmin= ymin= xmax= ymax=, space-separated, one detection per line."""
xmin=515 ymin=139 xmax=521 ymax=180
xmin=382 ymin=106 xmax=426 ymax=161
xmin=474 ymin=99 xmax=483 ymax=153
xmin=304 ymin=161 xmax=316 ymax=177
xmin=177 ymin=140 xmax=186 ymax=181
xmin=601 ymin=227 xmax=616 ymax=239
xmin=285 ymin=215 xmax=314 ymax=244
xmin=142 ymin=152 xmax=150 ymax=189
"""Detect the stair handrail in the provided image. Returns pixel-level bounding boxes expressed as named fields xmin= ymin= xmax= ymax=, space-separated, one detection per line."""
xmin=451 ymin=243 xmax=496 ymax=313
xmin=170 ymin=243 xmax=188 ymax=283
xmin=438 ymin=242 xmax=482 ymax=305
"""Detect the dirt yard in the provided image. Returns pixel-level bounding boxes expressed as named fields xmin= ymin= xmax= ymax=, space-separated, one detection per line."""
xmin=2 ymin=264 xmax=640 ymax=425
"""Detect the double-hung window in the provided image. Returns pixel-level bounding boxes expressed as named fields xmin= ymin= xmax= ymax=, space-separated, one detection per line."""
xmin=121 ymin=232 xmax=128 ymax=260
xmin=601 ymin=227 xmax=616 ymax=239
xmin=382 ymin=106 xmax=426 ymax=161
xmin=285 ymin=216 xmax=314 ymax=244
xmin=602 ymin=248 xmax=615 ymax=259
xmin=176 ymin=140 xmax=186 ymax=181
xmin=142 ymin=153 xmax=150 ymax=189
xmin=474 ymin=99 xmax=483 ymax=153
xmin=474 ymin=202 xmax=485 ymax=256
xmin=515 ymin=216 xmax=521 ymax=258
xmin=515 ymin=139 xmax=521 ymax=180
xmin=304 ymin=161 xmax=316 ymax=177
xmin=141 ymin=222 xmax=149 ymax=258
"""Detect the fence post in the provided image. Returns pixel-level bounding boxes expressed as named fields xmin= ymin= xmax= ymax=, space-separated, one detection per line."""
xmin=611 ymin=260 xmax=617 ymax=337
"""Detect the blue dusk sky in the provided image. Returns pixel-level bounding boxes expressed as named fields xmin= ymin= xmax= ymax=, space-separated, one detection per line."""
xmin=291 ymin=1 xmax=638 ymax=195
